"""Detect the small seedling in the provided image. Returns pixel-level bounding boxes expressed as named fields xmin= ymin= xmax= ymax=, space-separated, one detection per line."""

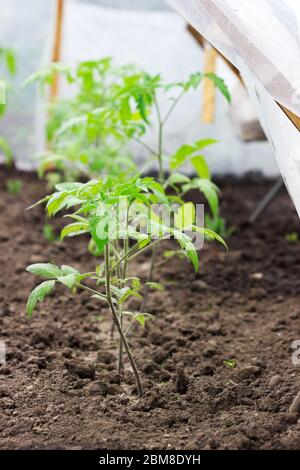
xmin=224 ymin=359 xmax=237 ymax=369
xmin=285 ymin=232 xmax=299 ymax=243
xmin=26 ymin=176 xmax=225 ymax=397
xmin=6 ymin=179 xmax=22 ymax=194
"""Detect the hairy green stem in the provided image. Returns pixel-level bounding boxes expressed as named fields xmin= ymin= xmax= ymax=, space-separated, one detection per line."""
xmin=140 ymin=245 xmax=157 ymax=313
xmin=154 ymin=95 xmax=164 ymax=184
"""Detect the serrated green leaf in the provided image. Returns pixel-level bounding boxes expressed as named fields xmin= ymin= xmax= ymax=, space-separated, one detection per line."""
xmin=193 ymin=178 xmax=220 ymax=217
xmin=61 ymin=222 xmax=89 ymax=240
xmin=57 ymin=273 xmax=77 ymax=289
xmin=174 ymin=203 xmax=195 ymax=230
xmin=194 ymin=226 xmax=228 ymax=250
xmin=61 ymin=265 xmax=80 ymax=275
xmin=89 ymin=215 xmax=108 ymax=254
xmin=166 ymin=173 xmax=191 ymax=187
xmin=194 ymin=138 xmax=218 ymax=150
xmin=191 ymin=155 xmax=211 ymax=179
xmin=26 ymin=280 xmax=55 ymax=317
xmin=55 ymin=182 xmax=84 ymax=192
xmin=170 ymin=144 xmax=195 ymax=170
xmin=26 ymin=263 xmax=62 ymax=279
xmin=46 ymin=192 xmax=69 ymax=217
xmin=145 ymin=282 xmax=164 ymax=291
xmin=206 ymin=73 xmax=231 ymax=103
xmin=170 ymin=139 xmax=217 ymax=170
xmin=134 ymin=313 xmax=147 ymax=327
xmin=172 ymin=229 xmax=199 ymax=272
xmin=119 ymin=289 xmax=142 ymax=304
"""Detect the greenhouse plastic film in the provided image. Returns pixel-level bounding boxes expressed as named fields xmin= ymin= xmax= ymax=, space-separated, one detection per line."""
xmin=36 ymin=0 xmax=275 ymax=177
xmin=0 ymin=0 xmax=55 ymax=170
xmin=167 ymin=0 xmax=300 ymax=216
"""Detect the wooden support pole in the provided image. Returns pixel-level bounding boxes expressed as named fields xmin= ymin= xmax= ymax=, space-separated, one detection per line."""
xmin=279 ymin=104 xmax=300 ymax=132
xmin=50 ymin=0 xmax=65 ymax=102
xmin=202 ymin=42 xmax=218 ymax=123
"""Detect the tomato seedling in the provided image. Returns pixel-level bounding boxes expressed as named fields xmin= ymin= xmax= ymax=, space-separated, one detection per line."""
xmin=26 ymin=175 xmax=225 ymax=396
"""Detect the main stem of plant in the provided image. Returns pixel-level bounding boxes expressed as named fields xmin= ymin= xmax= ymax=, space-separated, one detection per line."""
xmin=105 ymin=244 xmax=144 ymax=398
xmin=140 ymin=244 xmax=157 ymax=313
xmin=155 ymin=95 xmax=164 ymax=184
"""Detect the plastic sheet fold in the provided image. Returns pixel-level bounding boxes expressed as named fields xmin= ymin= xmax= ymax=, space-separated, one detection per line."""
xmin=167 ymin=0 xmax=300 ymax=216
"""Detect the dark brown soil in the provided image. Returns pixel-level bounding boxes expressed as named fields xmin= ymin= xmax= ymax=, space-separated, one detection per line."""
xmin=1 ymin=166 xmax=300 ymax=450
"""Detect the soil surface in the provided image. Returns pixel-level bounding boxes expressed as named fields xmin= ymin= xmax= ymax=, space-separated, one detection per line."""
xmin=1 ymin=166 xmax=300 ymax=450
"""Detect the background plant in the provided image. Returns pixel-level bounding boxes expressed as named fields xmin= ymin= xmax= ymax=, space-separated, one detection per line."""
xmin=24 ymin=58 xmax=160 ymax=182
xmin=26 ymin=175 xmax=225 ymax=397
xmin=0 ymin=46 xmax=16 ymax=165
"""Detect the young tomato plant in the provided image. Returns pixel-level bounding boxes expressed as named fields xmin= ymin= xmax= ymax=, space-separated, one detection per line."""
xmin=26 ymin=176 xmax=225 ymax=397
xmin=120 ymin=71 xmax=231 ymax=307
xmin=24 ymin=58 xmax=158 ymax=182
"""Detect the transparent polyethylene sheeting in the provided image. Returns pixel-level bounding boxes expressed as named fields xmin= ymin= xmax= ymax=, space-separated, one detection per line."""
xmin=167 ymin=0 xmax=300 ymax=217
xmin=0 ymin=0 xmax=55 ymax=170
xmin=35 ymin=1 xmax=275 ymax=177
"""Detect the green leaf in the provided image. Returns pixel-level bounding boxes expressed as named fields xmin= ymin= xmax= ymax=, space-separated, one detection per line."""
xmin=55 ymin=182 xmax=84 ymax=192
xmin=170 ymin=144 xmax=195 ymax=170
xmin=57 ymin=273 xmax=77 ymax=289
xmin=134 ymin=313 xmax=152 ymax=327
xmin=191 ymin=155 xmax=211 ymax=179
xmin=183 ymin=242 xmax=199 ymax=272
xmin=27 ymin=196 xmax=50 ymax=211
xmin=194 ymin=138 xmax=218 ymax=150
xmin=26 ymin=280 xmax=55 ymax=317
xmin=170 ymin=139 xmax=217 ymax=170
xmin=206 ymin=73 xmax=231 ymax=103
xmin=148 ymin=181 xmax=169 ymax=204
xmin=61 ymin=265 xmax=80 ymax=275
xmin=193 ymin=179 xmax=219 ymax=217
xmin=46 ymin=192 xmax=69 ymax=217
xmin=174 ymin=203 xmax=195 ymax=230
xmin=194 ymin=226 xmax=228 ymax=250
xmin=89 ymin=215 xmax=108 ymax=254
xmin=172 ymin=229 xmax=199 ymax=272
xmin=145 ymin=282 xmax=164 ymax=291
xmin=165 ymin=172 xmax=191 ymax=187
xmin=61 ymin=222 xmax=89 ymax=240
xmin=119 ymin=289 xmax=142 ymax=304
xmin=0 ymin=136 xmax=13 ymax=165
xmin=26 ymin=263 xmax=62 ymax=279
xmin=5 ymin=49 xmax=16 ymax=75
xmin=224 ymin=359 xmax=236 ymax=369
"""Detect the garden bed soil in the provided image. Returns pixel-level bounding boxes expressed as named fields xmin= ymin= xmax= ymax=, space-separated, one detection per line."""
xmin=1 ymin=166 xmax=300 ymax=450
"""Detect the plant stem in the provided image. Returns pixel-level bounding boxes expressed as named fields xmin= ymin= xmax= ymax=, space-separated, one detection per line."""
xmin=118 ymin=305 xmax=124 ymax=375
xmin=132 ymin=135 xmax=159 ymax=158
xmin=154 ymin=95 xmax=164 ymax=184
xmin=162 ymin=89 xmax=185 ymax=126
xmin=128 ymin=237 xmax=167 ymax=263
xmin=140 ymin=245 xmax=157 ymax=313
xmin=105 ymin=244 xmax=143 ymax=397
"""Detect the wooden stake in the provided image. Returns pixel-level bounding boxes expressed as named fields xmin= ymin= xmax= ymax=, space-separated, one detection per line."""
xmin=50 ymin=0 xmax=65 ymax=102
xmin=278 ymin=104 xmax=300 ymax=132
xmin=202 ymin=42 xmax=218 ymax=123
